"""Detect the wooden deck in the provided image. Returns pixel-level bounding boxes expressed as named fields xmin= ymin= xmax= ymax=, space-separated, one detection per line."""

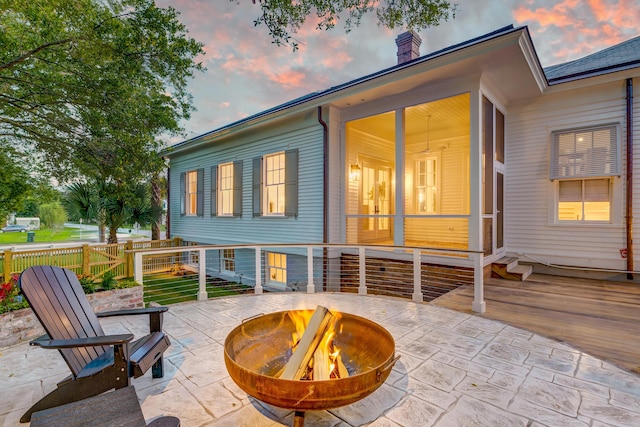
xmin=431 ymin=273 xmax=640 ymax=374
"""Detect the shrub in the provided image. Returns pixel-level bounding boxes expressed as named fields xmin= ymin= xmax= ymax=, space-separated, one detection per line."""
xmin=0 ymin=275 xmax=29 ymax=314
xmin=77 ymin=273 xmax=97 ymax=293
xmin=100 ymin=271 xmax=118 ymax=290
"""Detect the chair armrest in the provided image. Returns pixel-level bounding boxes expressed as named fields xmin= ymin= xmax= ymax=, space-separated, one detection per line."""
xmin=97 ymin=306 xmax=168 ymax=334
xmin=31 ymin=334 xmax=134 ymax=349
xmin=96 ymin=307 xmax=168 ymax=318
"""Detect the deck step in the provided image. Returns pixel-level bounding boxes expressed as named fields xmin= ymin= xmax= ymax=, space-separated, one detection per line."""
xmin=491 ymin=257 xmax=532 ymax=281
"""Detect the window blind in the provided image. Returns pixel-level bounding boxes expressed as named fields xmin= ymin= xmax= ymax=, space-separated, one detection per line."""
xmin=550 ymin=125 xmax=618 ymax=179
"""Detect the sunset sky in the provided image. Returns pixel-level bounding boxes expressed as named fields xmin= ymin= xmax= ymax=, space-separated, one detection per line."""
xmin=156 ymin=0 xmax=639 ymax=143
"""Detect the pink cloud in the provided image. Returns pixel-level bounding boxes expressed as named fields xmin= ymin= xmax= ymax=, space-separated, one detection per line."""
xmin=513 ymin=0 xmax=639 ymax=64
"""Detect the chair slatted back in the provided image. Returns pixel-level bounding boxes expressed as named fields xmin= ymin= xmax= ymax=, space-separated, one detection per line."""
xmin=19 ymin=266 xmax=109 ymax=377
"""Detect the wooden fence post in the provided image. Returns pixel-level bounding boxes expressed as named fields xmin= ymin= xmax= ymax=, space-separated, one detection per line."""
xmin=82 ymin=244 xmax=91 ymax=276
xmin=3 ymin=250 xmax=12 ymax=283
xmin=173 ymin=236 xmax=182 ymax=247
xmin=125 ymin=240 xmax=134 ymax=278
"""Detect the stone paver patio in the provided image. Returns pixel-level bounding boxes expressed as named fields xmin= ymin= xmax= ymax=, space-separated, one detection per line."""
xmin=2 ymin=292 xmax=640 ymax=426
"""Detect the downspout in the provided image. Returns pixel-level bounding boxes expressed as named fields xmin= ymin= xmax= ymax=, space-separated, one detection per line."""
xmin=318 ymin=106 xmax=329 ymax=291
xmin=165 ymin=158 xmax=171 ymax=240
xmin=626 ymin=78 xmax=634 ymax=279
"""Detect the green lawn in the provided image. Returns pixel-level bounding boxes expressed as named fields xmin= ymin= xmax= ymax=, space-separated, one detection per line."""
xmin=0 ymin=227 xmax=83 ymax=244
xmin=143 ymin=272 xmax=252 ymax=306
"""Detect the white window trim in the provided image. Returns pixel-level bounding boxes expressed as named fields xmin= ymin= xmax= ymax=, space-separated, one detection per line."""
xmin=218 ymin=162 xmax=234 ymax=217
xmin=265 ymin=252 xmax=287 ymax=289
xmin=550 ymin=123 xmax=620 ymax=180
xmin=547 ymin=123 xmax=622 ymax=226
xmin=186 ymin=170 xmax=198 ymax=216
xmin=263 ymin=152 xmax=286 ymax=216
xmin=547 ymin=177 xmax=622 ymax=226
xmin=221 ymin=248 xmax=235 ymax=274
xmin=414 ymin=153 xmax=441 ymax=214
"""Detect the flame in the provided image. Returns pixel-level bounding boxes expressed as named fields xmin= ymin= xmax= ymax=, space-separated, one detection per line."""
xmin=286 ymin=309 xmax=347 ymax=380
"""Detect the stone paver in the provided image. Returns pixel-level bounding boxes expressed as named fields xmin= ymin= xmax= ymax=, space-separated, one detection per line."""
xmin=2 ymin=293 xmax=640 ymax=426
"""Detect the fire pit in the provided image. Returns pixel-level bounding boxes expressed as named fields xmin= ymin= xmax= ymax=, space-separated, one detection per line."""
xmin=224 ymin=308 xmax=398 ymax=426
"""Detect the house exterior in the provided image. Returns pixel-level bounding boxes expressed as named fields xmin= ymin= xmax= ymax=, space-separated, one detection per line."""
xmin=164 ymin=25 xmax=640 ymax=291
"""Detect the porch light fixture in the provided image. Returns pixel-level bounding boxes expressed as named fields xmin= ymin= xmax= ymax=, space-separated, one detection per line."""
xmin=350 ymin=163 xmax=361 ymax=181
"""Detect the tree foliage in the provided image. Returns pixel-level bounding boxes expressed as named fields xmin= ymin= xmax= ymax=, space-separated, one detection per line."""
xmin=250 ymin=0 xmax=456 ymax=49
xmin=0 ymin=151 xmax=31 ymax=224
xmin=38 ymin=202 xmax=67 ymax=228
xmin=63 ymin=179 xmax=160 ymax=243
xmin=1 ymin=0 xmax=205 ymax=181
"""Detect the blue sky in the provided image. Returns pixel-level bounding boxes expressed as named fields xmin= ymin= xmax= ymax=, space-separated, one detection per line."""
xmin=157 ymin=0 xmax=639 ymax=143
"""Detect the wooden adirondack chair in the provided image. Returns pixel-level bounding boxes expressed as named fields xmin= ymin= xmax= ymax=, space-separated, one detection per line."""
xmin=18 ymin=265 xmax=171 ymax=423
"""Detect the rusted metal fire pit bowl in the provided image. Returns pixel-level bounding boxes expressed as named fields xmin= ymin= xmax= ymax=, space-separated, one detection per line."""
xmin=224 ymin=309 xmax=398 ymax=420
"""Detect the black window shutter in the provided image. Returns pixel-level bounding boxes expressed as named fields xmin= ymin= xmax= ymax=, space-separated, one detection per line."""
xmin=196 ymin=168 xmax=204 ymax=217
xmin=233 ymin=160 xmax=243 ymax=217
xmin=252 ymin=157 xmax=262 ymax=217
xmin=285 ymin=149 xmax=299 ymax=217
xmin=210 ymin=165 xmax=217 ymax=217
xmin=180 ymin=171 xmax=186 ymax=216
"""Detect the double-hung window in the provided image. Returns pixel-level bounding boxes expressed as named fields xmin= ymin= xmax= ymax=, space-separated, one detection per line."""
xmin=415 ymin=157 xmax=438 ymax=214
xmin=252 ymin=150 xmax=298 ymax=217
xmin=266 ymin=252 xmax=287 ymax=286
xmin=265 ymin=152 xmax=286 ymax=215
xmin=211 ymin=161 xmax=243 ymax=217
xmin=180 ymin=169 xmax=204 ymax=216
xmin=550 ymin=125 xmax=619 ymax=222
xmin=221 ymin=248 xmax=235 ymax=273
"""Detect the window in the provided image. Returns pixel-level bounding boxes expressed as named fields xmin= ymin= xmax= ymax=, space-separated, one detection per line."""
xmin=221 ymin=249 xmax=235 ymax=273
xmin=253 ymin=150 xmax=298 ymax=217
xmin=211 ymin=161 xmax=243 ymax=217
xmin=551 ymin=125 xmax=618 ymax=223
xmin=187 ymin=171 xmax=198 ymax=215
xmin=415 ymin=158 xmax=437 ymax=213
xmin=180 ymin=169 xmax=204 ymax=216
xmin=267 ymin=252 xmax=287 ymax=285
xmin=558 ymin=178 xmax=610 ymax=221
xmin=551 ymin=125 xmax=618 ymax=179
xmin=218 ymin=163 xmax=234 ymax=215
xmin=265 ymin=152 xmax=285 ymax=215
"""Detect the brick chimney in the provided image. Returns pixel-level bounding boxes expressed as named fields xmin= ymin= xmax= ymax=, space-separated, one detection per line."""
xmin=395 ymin=31 xmax=422 ymax=64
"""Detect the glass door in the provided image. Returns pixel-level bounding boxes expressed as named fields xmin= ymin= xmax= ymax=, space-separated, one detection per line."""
xmin=360 ymin=159 xmax=392 ymax=242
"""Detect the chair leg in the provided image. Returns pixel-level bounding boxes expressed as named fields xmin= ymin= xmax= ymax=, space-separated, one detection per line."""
xmin=152 ymin=356 xmax=164 ymax=378
xmin=20 ymin=377 xmax=114 ymax=423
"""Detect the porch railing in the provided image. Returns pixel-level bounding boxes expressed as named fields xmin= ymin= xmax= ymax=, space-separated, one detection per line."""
xmin=131 ymin=243 xmax=486 ymax=313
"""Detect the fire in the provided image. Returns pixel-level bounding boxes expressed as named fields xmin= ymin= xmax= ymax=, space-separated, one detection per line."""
xmin=281 ymin=306 xmax=348 ymax=381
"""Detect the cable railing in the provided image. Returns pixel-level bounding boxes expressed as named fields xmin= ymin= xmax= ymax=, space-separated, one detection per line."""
xmin=131 ymin=243 xmax=486 ymax=312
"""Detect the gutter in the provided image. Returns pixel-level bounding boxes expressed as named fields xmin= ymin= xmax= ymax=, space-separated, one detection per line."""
xmin=626 ymin=78 xmax=634 ymax=279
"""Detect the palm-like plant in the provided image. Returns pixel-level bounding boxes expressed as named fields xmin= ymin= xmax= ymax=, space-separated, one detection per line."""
xmin=64 ymin=180 xmax=160 ymax=243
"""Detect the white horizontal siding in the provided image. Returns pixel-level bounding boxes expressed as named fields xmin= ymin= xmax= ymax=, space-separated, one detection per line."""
xmin=169 ymin=111 xmax=324 ymax=245
xmin=506 ymin=79 xmax=636 ymax=269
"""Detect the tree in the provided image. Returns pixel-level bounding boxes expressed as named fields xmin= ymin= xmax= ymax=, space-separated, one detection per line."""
xmin=1 ymin=0 xmax=204 ymax=181
xmin=64 ymin=180 xmax=159 ymax=243
xmin=39 ymin=202 xmax=67 ymax=229
xmin=250 ymin=0 xmax=456 ymax=49
xmin=0 ymin=151 xmax=31 ymax=224
xmin=16 ymin=181 xmax=62 ymax=218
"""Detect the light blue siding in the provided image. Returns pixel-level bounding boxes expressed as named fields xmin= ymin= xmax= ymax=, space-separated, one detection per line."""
xmin=169 ymin=112 xmax=325 ymax=245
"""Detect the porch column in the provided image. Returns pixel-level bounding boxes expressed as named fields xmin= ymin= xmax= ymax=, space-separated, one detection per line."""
xmin=469 ymin=87 xmax=485 ymax=312
xmin=306 ymin=247 xmax=315 ymax=293
xmin=198 ymin=248 xmax=207 ymax=301
xmin=394 ymin=109 xmax=405 ymax=246
xmin=255 ymin=246 xmax=263 ymax=294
